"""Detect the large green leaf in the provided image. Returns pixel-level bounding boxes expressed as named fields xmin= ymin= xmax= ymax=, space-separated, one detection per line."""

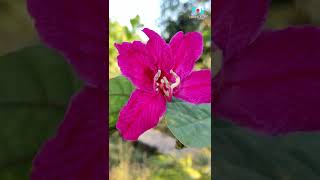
xmin=213 ymin=120 xmax=320 ymax=180
xmin=0 ymin=45 xmax=81 ymax=179
xmin=108 ymin=76 xmax=134 ymax=133
xmin=166 ymin=99 xmax=211 ymax=148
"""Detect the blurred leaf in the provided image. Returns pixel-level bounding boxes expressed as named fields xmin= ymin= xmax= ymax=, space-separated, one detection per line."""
xmin=0 ymin=0 xmax=37 ymax=55
xmin=0 ymin=163 xmax=31 ymax=180
xmin=108 ymin=76 xmax=134 ymax=132
xmin=130 ymin=15 xmax=143 ymax=31
xmin=0 ymin=45 xmax=81 ymax=178
xmin=166 ymin=100 xmax=211 ymax=148
xmin=213 ymin=121 xmax=320 ymax=180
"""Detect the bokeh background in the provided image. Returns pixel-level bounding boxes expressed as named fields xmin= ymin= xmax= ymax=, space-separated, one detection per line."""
xmin=212 ymin=0 xmax=320 ymax=180
xmin=0 ymin=0 xmax=83 ymax=179
xmin=0 ymin=0 xmax=38 ymax=54
xmin=0 ymin=0 xmax=320 ymax=179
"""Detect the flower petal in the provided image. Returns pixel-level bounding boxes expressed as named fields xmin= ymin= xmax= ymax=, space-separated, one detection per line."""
xmin=213 ymin=27 xmax=320 ymax=134
xmin=27 ymin=0 xmax=107 ymax=89
xmin=142 ymin=28 xmax=174 ymax=73
xmin=117 ymin=89 xmax=166 ymax=140
xmin=213 ymin=0 xmax=270 ymax=60
xmin=175 ymin=69 xmax=211 ymax=104
xmin=169 ymin=31 xmax=203 ymax=79
xmin=31 ymin=87 xmax=107 ymax=179
xmin=115 ymin=41 xmax=155 ymax=91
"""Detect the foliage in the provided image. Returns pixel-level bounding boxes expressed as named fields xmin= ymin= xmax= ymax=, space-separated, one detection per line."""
xmin=0 ymin=0 xmax=37 ymax=55
xmin=0 ymin=45 xmax=81 ymax=178
xmin=109 ymin=133 xmax=211 ymax=180
xmin=167 ymin=99 xmax=211 ymax=148
xmin=213 ymin=120 xmax=320 ymax=179
xmin=109 ymin=76 xmax=134 ymax=133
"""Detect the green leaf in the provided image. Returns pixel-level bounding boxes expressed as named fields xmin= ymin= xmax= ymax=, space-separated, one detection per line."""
xmin=130 ymin=15 xmax=143 ymax=31
xmin=108 ymin=76 xmax=134 ymax=132
xmin=0 ymin=163 xmax=31 ymax=180
xmin=166 ymin=100 xmax=211 ymax=148
xmin=0 ymin=45 xmax=81 ymax=178
xmin=213 ymin=121 xmax=320 ymax=180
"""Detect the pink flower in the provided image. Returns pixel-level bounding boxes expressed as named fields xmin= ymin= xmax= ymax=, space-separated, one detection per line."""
xmin=115 ymin=28 xmax=211 ymax=140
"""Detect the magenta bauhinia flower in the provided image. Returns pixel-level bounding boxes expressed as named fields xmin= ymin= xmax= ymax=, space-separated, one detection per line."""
xmin=213 ymin=0 xmax=320 ymax=134
xmin=27 ymin=0 xmax=107 ymax=179
xmin=115 ymin=28 xmax=211 ymax=140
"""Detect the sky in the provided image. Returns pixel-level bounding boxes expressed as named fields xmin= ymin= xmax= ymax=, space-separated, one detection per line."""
xmin=109 ymin=0 xmax=210 ymax=41
xmin=109 ymin=0 xmax=162 ymax=41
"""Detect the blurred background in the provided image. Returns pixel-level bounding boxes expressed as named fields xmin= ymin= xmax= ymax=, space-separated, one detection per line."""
xmin=0 ymin=0 xmax=82 ymax=179
xmin=0 ymin=0 xmax=38 ymax=54
xmin=0 ymin=0 xmax=320 ymax=179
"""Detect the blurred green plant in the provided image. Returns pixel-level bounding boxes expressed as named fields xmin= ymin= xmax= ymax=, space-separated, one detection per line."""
xmin=266 ymin=0 xmax=320 ymax=28
xmin=213 ymin=120 xmax=320 ymax=180
xmin=0 ymin=0 xmax=38 ymax=55
xmin=109 ymin=133 xmax=211 ymax=180
xmin=0 ymin=45 xmax=81 ymax=179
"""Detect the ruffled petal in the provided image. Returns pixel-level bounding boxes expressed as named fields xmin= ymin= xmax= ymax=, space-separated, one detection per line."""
xmin=142 ymin=28 xmax=174 ymax=73
xmin=169 ymin=31 xmax=203 ymax=79
xmin=175 ymin=69 xmax=211 ymax=104
xmin=116 ymin=89 xmax=166 ymax=140
xmin=115 ymin=41 xmax=155 ymax=91
xmin=213 ymin=0 xmax=270 ymax=60
xmin=213 ymin=27 xmax=320 ymax=134
xmin=27 ymin=0 xmax=107 ymax=89
xmin=31 ymin=87 xmax=107 ymax=179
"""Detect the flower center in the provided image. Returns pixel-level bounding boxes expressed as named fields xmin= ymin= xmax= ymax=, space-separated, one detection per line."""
xmin=153 ymin=69 xmax=180 ymax=101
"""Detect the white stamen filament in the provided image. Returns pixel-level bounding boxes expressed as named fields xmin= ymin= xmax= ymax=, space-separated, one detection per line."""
xmin=154 ymin=69 xmax=161 ymax=81
xmin=163 ymin=89 xmax=170 ymax=97
xmin=170 ymin=70 xmax=180 ymax=89
xmin=162 ymin=77 xmax=170 ymax=88
xmin=153 ymin=69 xmax=181 ymax=98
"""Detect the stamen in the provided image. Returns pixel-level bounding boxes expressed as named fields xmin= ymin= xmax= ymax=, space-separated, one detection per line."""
xmin=163 ymin=89 xmax=170 ymax=97
xmin=152 ymin=69 xmax=180 ymax=101
xmin=154 ymin=69 xmax=161 ymax=81
xmin=162 ymin=77 xmax=170 ymax=88
xmin=170 ymin=70 xmax=180 ymax=89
